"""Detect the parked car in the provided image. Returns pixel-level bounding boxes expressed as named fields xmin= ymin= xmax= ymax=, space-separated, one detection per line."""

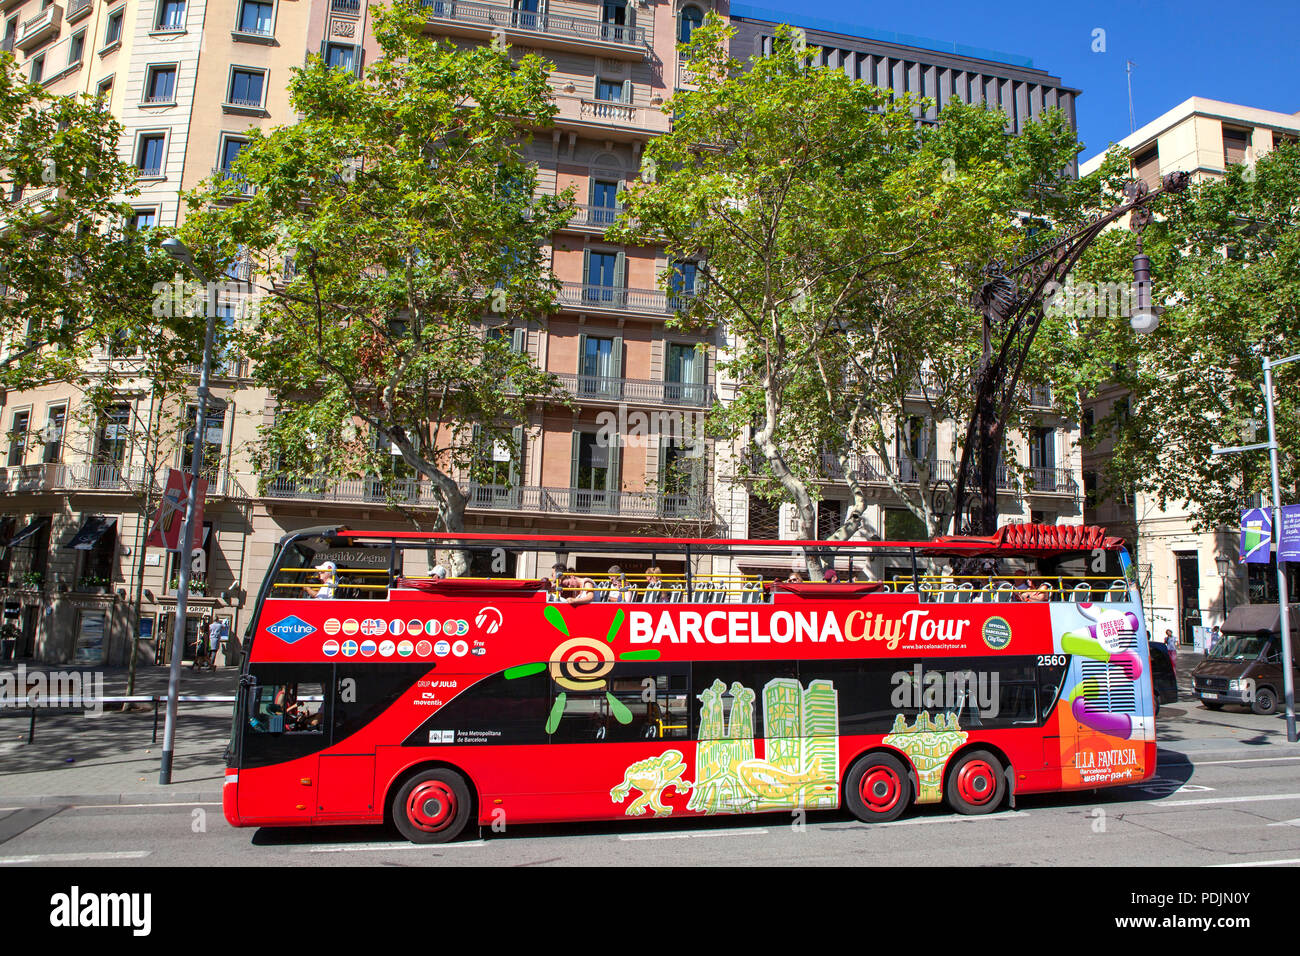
xmin=1191 ymin=604 xmax=1300 ymax=716
xmin=1149 ymin=640 xmax=1177 ymax=715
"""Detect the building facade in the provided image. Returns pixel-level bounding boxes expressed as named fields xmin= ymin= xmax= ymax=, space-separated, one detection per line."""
xmin=1079 ymin=97 xmax=1300 ymax=645
xmin=1 ymin=0 xmax=1084 ymax=665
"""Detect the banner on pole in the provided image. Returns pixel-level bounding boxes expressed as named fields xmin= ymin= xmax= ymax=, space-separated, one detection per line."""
xmin=1239 ymin=507 xmax=1272 ymax=564
xmin=145 ymin=469 xmax=207 ymax=552
xmin=1280 ymin=504 xmax=1300 ymax=564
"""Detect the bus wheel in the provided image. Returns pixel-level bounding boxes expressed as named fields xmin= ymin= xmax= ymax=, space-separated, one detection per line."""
xmin=844 ymin=753 xmax=910 ymax=823
xmin=393 ymin=769 xmax=472 ymax=844
xmin=1251 ymin=687 xmax=1278 ymax=716
xmin=946 ymin=750 xmax=1005 ymax=815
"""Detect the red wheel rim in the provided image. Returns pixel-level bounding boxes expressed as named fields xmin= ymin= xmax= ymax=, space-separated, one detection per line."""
xmin=406 ymin=781 xmax=456 ymax=832
xmin=956 ymin=760 xmax=997 ymax=806
xmin=859 ymin=765 xmax=902 ymax=814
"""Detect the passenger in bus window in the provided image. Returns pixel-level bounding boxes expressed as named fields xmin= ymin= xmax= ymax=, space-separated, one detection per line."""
xmin=644 ymin=565 xmax=663 ymax=602
xmin=822 ymin=567 xmax=839 ymax=584
xmin=285 ymin=686 xmax=323 ymax=733
xmin=785 ymin=571 xmax=804 ymax=584
xmin=608 ymin=565 xmax=636 ymax=603
xmin=555 ymin=570 xmax=596 ymax=606
xmin=1017 ymin=578 xmax=1052 ymax=603
xmin=307 ymin=561 xmax=337 ymax=599
xmin=431 ymin=564 xmax=448 ymax=579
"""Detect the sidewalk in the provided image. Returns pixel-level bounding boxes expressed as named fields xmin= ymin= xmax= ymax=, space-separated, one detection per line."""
xmin=0 ymin=664 xmax=236 ymax=807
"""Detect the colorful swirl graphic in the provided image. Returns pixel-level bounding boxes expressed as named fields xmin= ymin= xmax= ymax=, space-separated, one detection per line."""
xmin=549 ymin=636 xmax=615 ymax=691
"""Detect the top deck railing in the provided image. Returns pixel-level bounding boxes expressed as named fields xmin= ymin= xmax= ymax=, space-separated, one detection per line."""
xmin=265 ymin=568 xmax=1133 ymax=605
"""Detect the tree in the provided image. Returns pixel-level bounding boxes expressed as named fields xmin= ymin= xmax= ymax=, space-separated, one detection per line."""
xmin=1077 ymin=143 xmax=1300 ymax=529
xmin=613 ymin=17 xmax=1087 ymax=563
xmin=181 ymin=4 xmax=573 ymax=572
xmin=0 ymin=53 xmax=180 ymax=390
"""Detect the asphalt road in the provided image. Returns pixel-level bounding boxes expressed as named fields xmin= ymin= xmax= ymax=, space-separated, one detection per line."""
xmin=2 ymin=703 xmax=1298 ymax=867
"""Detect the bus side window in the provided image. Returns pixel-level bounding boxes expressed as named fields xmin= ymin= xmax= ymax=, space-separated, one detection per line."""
xmin=248 ymin=685 xmax=286 ymax=734
xmin=248 ymin=682 xmax=324 ymax=734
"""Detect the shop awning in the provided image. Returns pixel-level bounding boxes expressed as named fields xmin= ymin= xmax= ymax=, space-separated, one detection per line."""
xmin=64 ymin=516 xmax=117 ymax=551
xmin=6 ymin=517 xmax=48 ymax=548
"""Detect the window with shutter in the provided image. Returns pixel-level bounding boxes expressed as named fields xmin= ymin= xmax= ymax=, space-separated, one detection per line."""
xmin=1222 ymin=127 xmax=1250 ymax=167
xmin=1131 ymin=144 xmax=1159 ymax=190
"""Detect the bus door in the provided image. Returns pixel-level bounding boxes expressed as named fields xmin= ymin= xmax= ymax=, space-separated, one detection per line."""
xmin=238 ymin=664 xmax=333 ymax=822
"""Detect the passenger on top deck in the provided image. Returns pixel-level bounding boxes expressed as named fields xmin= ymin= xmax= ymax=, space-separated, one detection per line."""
xmin=548 ymin=563 xmax=596 ymax=606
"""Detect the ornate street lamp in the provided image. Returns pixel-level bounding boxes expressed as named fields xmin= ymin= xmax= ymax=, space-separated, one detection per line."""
xmin=950 ymin=172 xmax=1191 ymax=536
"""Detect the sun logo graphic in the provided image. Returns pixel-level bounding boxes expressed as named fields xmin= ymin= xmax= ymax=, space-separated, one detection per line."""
xmin=475 ymin=606 xmax=503 ymax=634
xmin=503 ymin=606 xmax=662 ymax=735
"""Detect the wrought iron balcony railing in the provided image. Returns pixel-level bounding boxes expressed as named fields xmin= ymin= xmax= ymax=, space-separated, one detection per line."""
xmin=552 ymin=372 xmax=712 ymax=407
xmin=557 ymin=282 xmax=693 ymax=315
xmin=261 ymin=474 xmax=711 ymax=519
xmin=418 ymin=0 xmax=650 ymax=54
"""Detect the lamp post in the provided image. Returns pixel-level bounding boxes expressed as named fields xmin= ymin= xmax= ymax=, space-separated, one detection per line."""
xmin=158 ymin=236 xmax=217 ymax=784
xmin=1212 ymin=350 xmax=1299 ymax=744
xmin=950 ymin=172 xmax=1191 ymax=535
xmin=1216 ymin=553 xmax=1231 ymax=623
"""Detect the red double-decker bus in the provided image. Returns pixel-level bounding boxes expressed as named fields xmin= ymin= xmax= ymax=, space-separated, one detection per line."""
xmin=223 ymin=526 xmax=1157 ymax=842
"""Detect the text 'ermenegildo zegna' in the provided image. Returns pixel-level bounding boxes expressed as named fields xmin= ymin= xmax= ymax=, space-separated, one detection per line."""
xmin=49 ymin=887 xmax=151 ymax=937
xmin=628 ymin=609 xmax=971 ymax=650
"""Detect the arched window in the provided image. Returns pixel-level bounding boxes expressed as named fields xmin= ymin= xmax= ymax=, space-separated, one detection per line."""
xmin=679 ymin=4 xmax=703 ymax=44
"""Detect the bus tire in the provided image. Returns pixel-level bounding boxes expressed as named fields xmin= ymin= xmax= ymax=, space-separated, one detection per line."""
xmin=844 ymin=752 xmax=911 ymax=823
xmin=1251 ymin=687 xmax=1278 ymax=716
xmin=945 ymin=749 xmax=1005 ymax=815
xmin=392 ymin=768 xmax=473 ymax=844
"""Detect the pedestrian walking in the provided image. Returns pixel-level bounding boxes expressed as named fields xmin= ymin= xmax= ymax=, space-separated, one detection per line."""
xmin=193 ymin=615 xmax=211 ymax=670
xmin=207 ymin=617 xmax=224 ymax=671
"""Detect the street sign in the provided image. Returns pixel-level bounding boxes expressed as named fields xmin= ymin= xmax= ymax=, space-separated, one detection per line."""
xmin=1280 ymin=504 xmax=1300 ymax=564
xmin=1239 ymin=507 xmax=1272 ymax=564
xmin=145 ymin=469 xmax=207 ymax=552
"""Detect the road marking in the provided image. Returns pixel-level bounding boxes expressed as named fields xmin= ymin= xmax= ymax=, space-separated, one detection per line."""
xmin=0 ymin=850 xmax=150 ymax=864
xmin=619 ymin=828 xmax=770 ymax=841
xmin=300 ymin=841 xmax=487 ymax=853
xmin=1266 ymin=819 xmax=1300 ymax=828
xmin=1194 ymin=757 xmax=1300 ymax=766
xmin=865 ymin=812 xmax=1030 ymax=829
xmin=1157 ymin=792 xmax=1300 ymax=808
xmin=0 ymin=807 xmax=62 ymax=846
xmin=1212 ymin=858 xmax=1300 ymax=868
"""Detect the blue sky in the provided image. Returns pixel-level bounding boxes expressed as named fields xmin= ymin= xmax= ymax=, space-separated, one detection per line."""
xmin=729 ymin=0 xmax=1300 ymax=164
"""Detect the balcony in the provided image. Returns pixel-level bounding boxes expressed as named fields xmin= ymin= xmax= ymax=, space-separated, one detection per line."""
xmin=1022 ymin=465 xmax=1079 ymax=496
xmin=419 ymin=0 xmax=650 ymax=60
xmin=16 ymin=4 xmax=60 ymax=51
xmin=261 ymin=474 xmax=712 ymax=520
xmin=562 ymin=203 xmax=634 ymax=234
xmin=65 ymin=0 xmax=91 ymax=23
xmin=553 ymin=373 xmax=712 ymax=407
xmin=212 ymin=168 xmax=257 ymax=199
xmin=557 ymin=282 xmax=693 ymax=317
xmin=1026 ymin=385 xmax=1053 ymax=408
xmin=330 ymin=0 xmax=362 ymax=12
xmin=0 ymin=463 xmax=72 ymax=495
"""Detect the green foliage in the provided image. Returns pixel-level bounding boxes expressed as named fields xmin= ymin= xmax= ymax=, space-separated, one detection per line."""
xmin=1077 ymin=144 xmax=1300 ymax=528
xmin=613 ymin=17 xmax=1084 ymax=540
xmin=0 ymin=53 xmax=189 ymax=391
xmin=182 ymin=5 xmax=573 ymax=532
